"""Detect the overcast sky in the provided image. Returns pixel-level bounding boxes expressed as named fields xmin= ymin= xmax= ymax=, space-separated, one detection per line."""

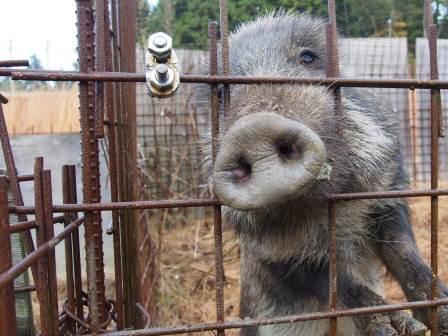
xmin=0 ymin=0 xmax=159 ymax=70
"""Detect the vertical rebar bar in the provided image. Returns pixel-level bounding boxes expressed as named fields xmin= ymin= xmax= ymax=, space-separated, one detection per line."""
xmin=103 ymin=0 xmax=124 ymax=328
xmin=34 ymin=157 xmax=50 ymax=335
xmin=117 ymin=0 xmax=138 ymax=327
xmin=0 ymin=176 xmax=17 ymax=335
xmin=62 ymin=166 xmax=76 ymax=334
xmin=326 ymin=1 xmax=340 ymax=335
xmin=424 ymin=0 xmax=441 ymax=334
xmin=68 ymin=165 xmax=84 ymax=327
xmin=42 ymin=169 xmax=59 ymax=335
xmin=219 ymin=0 xmax=230 ymax=118
xmin=209 ymin=21 xmax=226 ymax=336
xmin=0 ymin=103 xmax=41 ymax=301
xmin=94 ymin=0 xmax=106 ymax=139
xmin=76 ymin=0 xmax=107 ymax=330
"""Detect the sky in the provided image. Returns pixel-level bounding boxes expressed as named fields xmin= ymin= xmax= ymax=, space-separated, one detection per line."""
xmin=0 ymin=0 xmax=159 ymax=71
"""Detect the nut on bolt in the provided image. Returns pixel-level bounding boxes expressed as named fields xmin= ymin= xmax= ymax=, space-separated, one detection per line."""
xmin=148 ymin=32 xmax=172 ymax=62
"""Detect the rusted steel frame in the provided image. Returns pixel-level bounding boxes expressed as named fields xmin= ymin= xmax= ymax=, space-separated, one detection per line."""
xmin=9 ymin=70 xmax=448 ymax=88
xmin=62 ymin=166 xmax=76 ymax=334
xmin=76 ymin=0 xmax=107 ymax=328
xmin=0 ymin=59 xmax=29 ymax=67
xmin=326 ymin=0 xmax=340 ymax=334
xmin=0 ymin=103 xmax=41 ymax=299
xmin=0 ymin=216 xmax=84 ymax=290
xmin=219 ymin=0 xmax=230 ymax=118
xmin=103 ymin=0 xmax=124 ymax=328
xmin=9 ymin=215 xmax=64 ymax=234
xmin=9 ymin=188 xmax=448 ymax=215
xmin=424 ymin=0 xmax=442 ymax=333
xmin=34 ymin=157 xmax=52 ymax=335
xmin=117 ymin=0 xmax=138 ymax=327
xmin=94 ymin=0 xmax=106 ymax=138
xmin=209 ymin=22 xmax=226 ymax=336
xmin=0 ymin=177 xmax=17 ymax=335
xmin=14 ymin=284 xmax=36 ymax=293
xmin=42 ymin=169 xmax=60 ymax=335
xmin=16 ymin=174 xmax=34 ymax=182
xmin=112 ymin=0 xmax=134 ymax=326
xmin=328 ymin=188 xmax=448 ymax=201
xmin=67 ymin=165 xmax=84 ymax=327
xmin=89 ymin=298 xmax=448 ymax=336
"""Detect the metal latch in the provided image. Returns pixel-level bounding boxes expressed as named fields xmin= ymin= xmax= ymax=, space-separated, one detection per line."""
xmin=146 ymin=32 xmax=180 ymax=98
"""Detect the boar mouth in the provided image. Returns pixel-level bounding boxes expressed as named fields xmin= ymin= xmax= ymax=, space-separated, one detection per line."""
xmin=213 ymin=113 xmax=326 ymax=210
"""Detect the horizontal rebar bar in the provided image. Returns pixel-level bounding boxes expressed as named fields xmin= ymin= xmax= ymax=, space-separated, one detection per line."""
xmin=9 ymin=215 xmax=65 ymax=234
xmin=0 ymin=217 xmax=84 ymax=289
xmin=89 ymin=298 xmax=448 ymax=336
xmin=14 ymin=285 xmax=36 ymax=293
xmin=4 ymin=70 xmax=448 ymax=88
xmin=8 ymin=189 xmax=448 ymax=215
xmin=0 ymin=60 xmax=29 ymax=68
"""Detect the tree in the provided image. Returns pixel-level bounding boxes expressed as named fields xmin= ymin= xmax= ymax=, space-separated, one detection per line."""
xmin=138 ymin=0 xmax=448 ymax=50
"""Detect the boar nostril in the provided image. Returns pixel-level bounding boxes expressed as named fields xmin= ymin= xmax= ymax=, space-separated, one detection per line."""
xmin=231 ymin=159 xmax=252 ymax=183
xmin=277 ymin=140 xmax=303 ymax=161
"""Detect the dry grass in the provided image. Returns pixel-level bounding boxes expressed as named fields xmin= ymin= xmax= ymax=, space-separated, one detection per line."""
xmin=31 ymin=184 xmax=448 ymax=335
xmin=3 ymin=89 xmax=79 ymax=134
xmin=156 ymin=183 xmax=448 ymax=334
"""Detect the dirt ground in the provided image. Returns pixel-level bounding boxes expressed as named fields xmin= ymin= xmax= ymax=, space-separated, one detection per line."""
xmin=156 ymin=186 xmax=448 ymax=335
xmin=32 ymin=185 xmax=448 ymax=335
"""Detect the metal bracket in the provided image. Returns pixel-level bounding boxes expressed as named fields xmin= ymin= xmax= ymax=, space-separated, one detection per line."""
xmin=146 ymin=32 xmax=180 ymax=98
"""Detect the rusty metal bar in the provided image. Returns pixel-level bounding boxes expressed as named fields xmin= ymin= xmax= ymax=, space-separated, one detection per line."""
xmin=0 ymin=216 xmax=84 ymax=290
xmin=209 ymin=22 xmax=226 ymax=336
xmin=424 ymin=0 xmax=442 ymax=333
xmin=0 ymin=176 xmax=17 ymax=335
xmin=7 ymin=188 xmax=448 ymax=215
xmin=103 ymin=0 xmax=124 ymax=328
xmin=94 ymin=0 xmax=106 ymax=138
xmin=117 ymin=0 xmax=138 ymax=327
xmin=87 ymin=298 xmax=448 ymax=336
xmin=14 ymin=284 xmax=36 ymax=294
xmin=219 ymin=0 xmax=230 ymax=118
xmin=62 ymin=166 xmax=76 ymax=334
xmin=76 ymin=0 xmax=107 ymax=329
xmin=68 ymin=165 xmax=84 ymax=328
xmin=0 ymin=102 xmax=40 ymax=298
xmin=9 ymin=70 xmax=448 ymax=88
xmin=328 ymin=201 xmax=337 ymax=335
xmin=326 ymin=1 xmax=340 ymax=334
xmin=42 ymin=169 xmax=59 ymax=336
xmin=8 ymin=215 xmax=65 ymax=234
xmin=34 ymin=157 xmax=52 ymax=335
xmin=0 ymin=59 xmax=29 ymax=67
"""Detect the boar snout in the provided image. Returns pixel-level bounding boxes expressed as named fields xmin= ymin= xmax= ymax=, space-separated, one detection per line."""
xmin=213 ymin=112 xmax=326 ymax=210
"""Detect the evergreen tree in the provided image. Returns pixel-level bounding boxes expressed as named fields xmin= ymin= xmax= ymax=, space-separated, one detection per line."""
xmin=137 ymin=0 xmax=448 ymax=50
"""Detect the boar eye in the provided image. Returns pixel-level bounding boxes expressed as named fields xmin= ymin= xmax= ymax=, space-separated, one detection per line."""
xmin=299 ymin=50 xmax=316 ymax=66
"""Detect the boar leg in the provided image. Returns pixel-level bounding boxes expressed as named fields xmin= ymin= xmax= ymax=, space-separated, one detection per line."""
xmin=340 ymin=274 xmax=427 ymax=335
xmin=374 ymin=201 xmax=448 ymax=334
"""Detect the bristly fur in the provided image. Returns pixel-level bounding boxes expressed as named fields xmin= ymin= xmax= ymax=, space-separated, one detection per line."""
xmin=198 ymin=11 xmax=442 ymax=336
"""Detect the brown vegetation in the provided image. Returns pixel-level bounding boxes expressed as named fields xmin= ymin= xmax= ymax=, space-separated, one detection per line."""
xmin=3 ymin=89 xmax=79 ymax=135
xmin=155 ymin=184 xmax=448 ymax=335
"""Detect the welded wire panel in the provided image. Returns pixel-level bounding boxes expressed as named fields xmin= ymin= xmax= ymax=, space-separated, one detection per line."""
xmin=415 ymin=38 xmax=448 ymax=182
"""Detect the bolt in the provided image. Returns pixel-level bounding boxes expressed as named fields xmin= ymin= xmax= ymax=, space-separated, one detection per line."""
xmin=155 ymin=64 xmax=170 ymax=82
xmin=148 ymin=32 xmax=172 ymax=62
